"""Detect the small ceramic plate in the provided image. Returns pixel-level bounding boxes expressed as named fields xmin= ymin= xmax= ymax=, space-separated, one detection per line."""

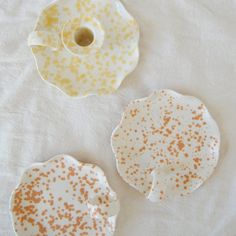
xmin=28 ymin=0 xmax=139 ymax=97
xmin=10 ymin=154 xmax=120 ymax=235
xmin=111 ymin=90 xmax=220 ymax=202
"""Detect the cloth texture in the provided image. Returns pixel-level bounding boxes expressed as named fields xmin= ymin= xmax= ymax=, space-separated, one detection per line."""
xmin=0 ymin=0 xmax=236 ymax=235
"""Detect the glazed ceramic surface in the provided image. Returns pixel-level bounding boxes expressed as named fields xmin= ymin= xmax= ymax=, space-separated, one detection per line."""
xmin=28 ymin=0 xmax=139 ymax=97
xmin=10 ymin=155 xmax=120 ymax=236
xmin=111 ymin=90 xmax=220 ymax=202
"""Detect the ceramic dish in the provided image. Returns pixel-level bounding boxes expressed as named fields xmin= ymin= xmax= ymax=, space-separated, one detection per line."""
xmin=28 ymin=0 xmax=139 ymax=97
xmin=111 ymin=90 xmax=220 ymax=202
xmin=10 ymin=154 xmax=120 ymax=235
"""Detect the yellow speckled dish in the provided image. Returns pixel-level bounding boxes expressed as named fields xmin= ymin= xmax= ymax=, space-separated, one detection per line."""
xmin=28 ymin=0 xmax=139 ymax=97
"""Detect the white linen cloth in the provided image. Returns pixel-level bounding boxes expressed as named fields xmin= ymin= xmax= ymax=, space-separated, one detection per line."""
xmin=0 ymin=0 xmax=236 ymax=235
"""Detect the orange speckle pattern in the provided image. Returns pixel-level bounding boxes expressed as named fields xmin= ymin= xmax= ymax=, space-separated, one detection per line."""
xmin=10 ymin=155 xmax=119 ymax=235
xmin=112 ymin=90 xmax=220 ymax=202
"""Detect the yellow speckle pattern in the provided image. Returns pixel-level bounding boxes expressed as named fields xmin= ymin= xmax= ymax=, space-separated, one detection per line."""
xmin=10 ymin=155 xmax=120 ymax=236
xmin=28 ymin=0 xmax=139 ymax=97
xmin=111 ymin=90 xmax=220 ymax=202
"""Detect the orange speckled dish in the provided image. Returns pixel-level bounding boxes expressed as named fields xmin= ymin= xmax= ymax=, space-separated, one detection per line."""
xmin=10 ymin=154 xmax=120 ymax=236
xmin=111 ymin=90 xmax=220 ymax=202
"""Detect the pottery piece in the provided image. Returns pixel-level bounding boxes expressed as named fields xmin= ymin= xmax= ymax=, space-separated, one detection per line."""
xmin=10 ymin=154 xmax=119 ymax=235
xmin=28 ymin=0 xmax=139 ymax=97
xmin=111 ymin=90 xmax=220 ymax=202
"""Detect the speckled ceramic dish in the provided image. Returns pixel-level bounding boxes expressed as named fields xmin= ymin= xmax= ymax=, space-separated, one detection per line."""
xmin=28 ymin=0 xmax=139 ymax=97
xmin=111 ymin=90 xmax=220 ymax=202
xmin=10 ymin=154 xmax=120 ymax=235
